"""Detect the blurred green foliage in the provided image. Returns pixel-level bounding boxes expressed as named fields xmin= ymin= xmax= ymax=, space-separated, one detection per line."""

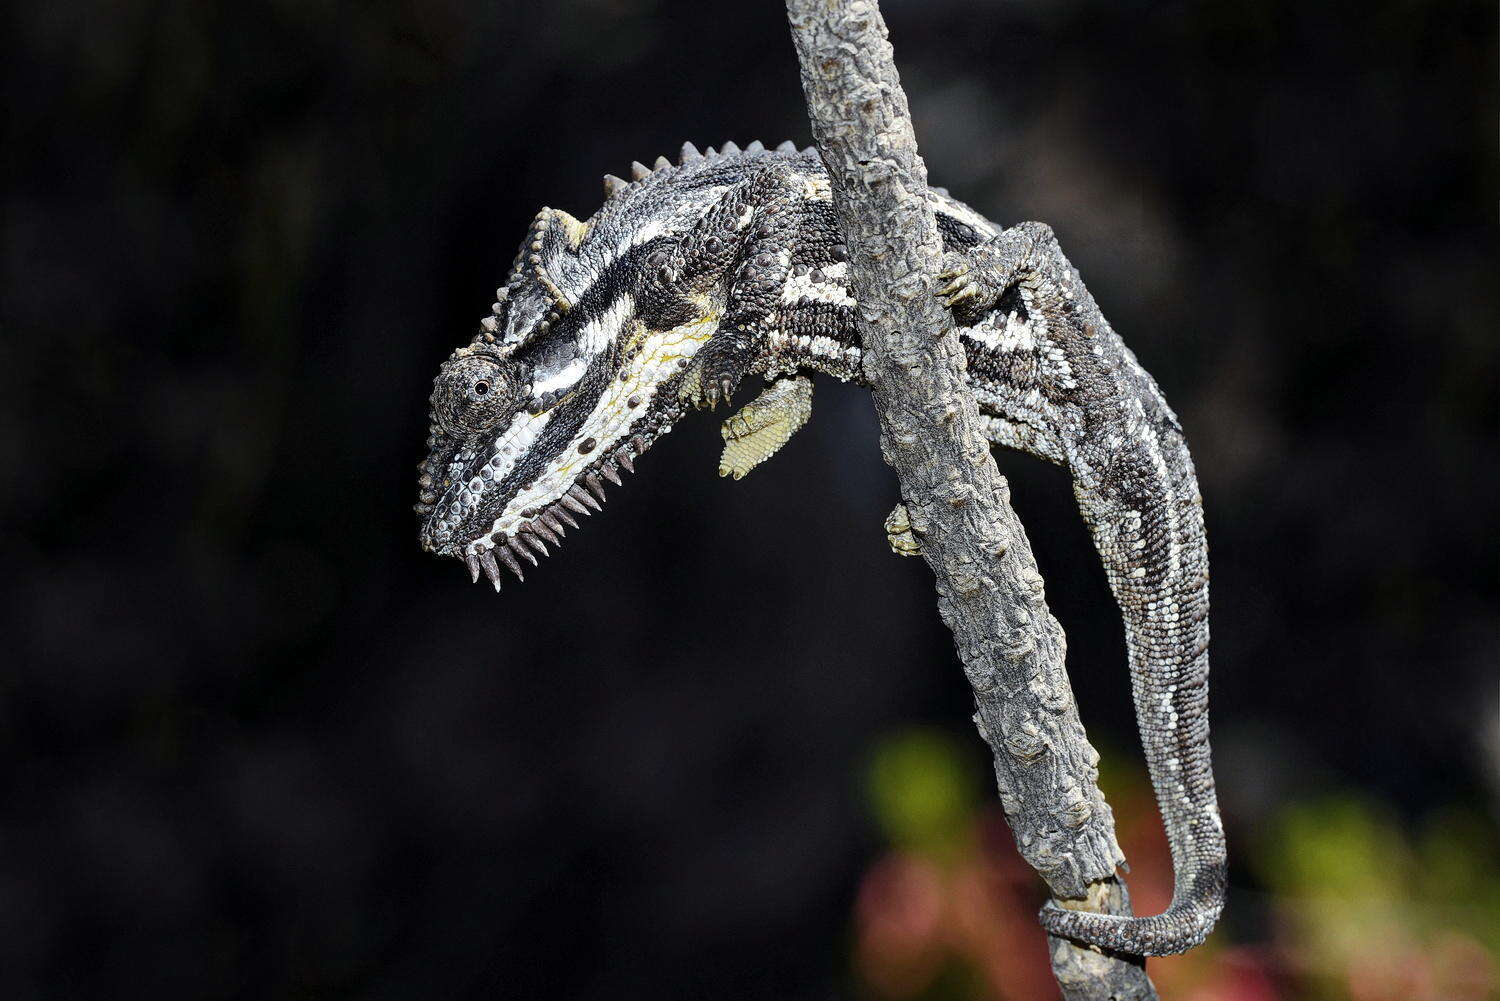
xmin=855 ymin=725 xmax=1499 ymax=1001
xmin=1254 ymin=797 xmax=1499 ymax=1001
xmin=868 ymin=727 xmax=982 ymax=858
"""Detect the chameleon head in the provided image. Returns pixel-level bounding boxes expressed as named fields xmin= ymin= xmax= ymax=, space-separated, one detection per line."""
xmin=415 ymin=343 xmax=537 ymax=557
xmin=415 ymin=204 xmax=691 ymax=588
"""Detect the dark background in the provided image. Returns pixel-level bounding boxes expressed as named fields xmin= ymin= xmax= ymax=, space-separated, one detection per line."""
xmin=3 ymin=0 xmax=1495 ymax=998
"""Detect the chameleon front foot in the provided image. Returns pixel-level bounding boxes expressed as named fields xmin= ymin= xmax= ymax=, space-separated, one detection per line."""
xmin=884 ymin=503 xmax=923 ymax=557
xmin=681 ymin=332 xmax=758 ymax=411
xmin=718 ymin=375 xmax=813 ymax=479
xmin=679 ymin=366 xmax=737 ymax=411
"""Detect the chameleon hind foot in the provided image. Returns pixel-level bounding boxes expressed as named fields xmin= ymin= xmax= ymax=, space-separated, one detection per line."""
xmin=935 ymin=251 xmax=998 ymax=314
xmin=933 ymin=222 xmax=1061 ymax=320
xmin=717 ymin=375 xmax=813 ymax=479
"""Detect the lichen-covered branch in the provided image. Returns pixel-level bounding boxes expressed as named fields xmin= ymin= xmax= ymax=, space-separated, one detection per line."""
xmin=784 ymin=1 xmax=1157 ymax=996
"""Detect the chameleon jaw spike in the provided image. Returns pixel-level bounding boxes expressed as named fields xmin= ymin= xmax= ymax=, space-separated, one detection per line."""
xmin=478 ymin=549 xmax=503 ymax=592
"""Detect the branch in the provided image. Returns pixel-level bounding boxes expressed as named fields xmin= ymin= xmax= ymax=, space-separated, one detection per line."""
xmin=784 ymin=1 xmax=1158 ymax=997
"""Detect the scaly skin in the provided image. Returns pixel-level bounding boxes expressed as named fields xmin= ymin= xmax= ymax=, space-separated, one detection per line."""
xmin=415 ymin=140 xmax=1225 ymax=955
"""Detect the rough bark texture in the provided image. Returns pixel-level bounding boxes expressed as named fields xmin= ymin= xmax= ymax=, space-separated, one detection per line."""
xmin=785 ymin=1 xmax=1158 ymax=996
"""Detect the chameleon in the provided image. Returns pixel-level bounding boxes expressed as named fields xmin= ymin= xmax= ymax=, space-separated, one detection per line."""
xmin=415 ymin=140 xmax=1225 ymax=956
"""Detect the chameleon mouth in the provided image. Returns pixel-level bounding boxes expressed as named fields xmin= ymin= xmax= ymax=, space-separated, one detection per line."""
xmin=454 ymin=430 xmax=651 ymax=592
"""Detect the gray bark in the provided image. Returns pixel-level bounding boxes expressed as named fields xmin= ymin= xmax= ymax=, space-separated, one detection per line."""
xmin=784 ymin=1 xmax=1159 ymax=997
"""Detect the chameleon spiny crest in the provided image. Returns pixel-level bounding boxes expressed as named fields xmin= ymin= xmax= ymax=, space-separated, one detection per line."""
xmin=416 ymin=140 xmax=1226 ymax=956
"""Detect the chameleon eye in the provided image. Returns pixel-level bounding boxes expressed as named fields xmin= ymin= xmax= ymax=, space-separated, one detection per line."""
xmin=433 ymin=353 xmax=527 ymax=435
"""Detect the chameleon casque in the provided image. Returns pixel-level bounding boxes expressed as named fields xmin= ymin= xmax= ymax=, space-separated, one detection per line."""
xmin=415 ymin=140 xmax=1225 ymax=956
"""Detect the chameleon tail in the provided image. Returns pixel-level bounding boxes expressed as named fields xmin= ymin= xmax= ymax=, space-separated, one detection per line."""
xmin=1040 ymin=410 xmax=1227 ymax=956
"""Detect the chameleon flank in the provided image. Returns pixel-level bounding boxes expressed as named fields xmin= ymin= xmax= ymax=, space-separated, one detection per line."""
xmin=416 ymin=140 xmax=1225 ymax=956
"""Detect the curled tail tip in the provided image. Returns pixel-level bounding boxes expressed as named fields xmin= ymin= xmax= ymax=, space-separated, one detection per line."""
xmin=1037 ymin=894 xmax=1224 ymax=957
